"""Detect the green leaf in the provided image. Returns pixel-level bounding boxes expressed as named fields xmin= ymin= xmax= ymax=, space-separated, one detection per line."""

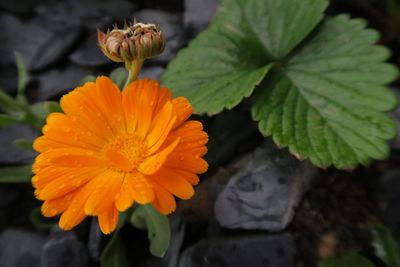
xmin=130 ymin=205 xmax=170 ymax=257
xmin=161 ymin=0 xmax=327 ymax=115
xmin=15 ymin=52 xmax=29 ymax=96
xmin=100 ymin=233 xmax=129 ymax=267
xmin=372 ymin=224 xmax=400 ymax=267
xmin=30 ymin=101 xmax=62 ymax=121
xmin=243 ymin=0 xmax=328 ymax=59
xmin=0 ymin=90 xmax=26 ymax=115
xmin=81 ymin=75 xmax=96 ymax=84
xmin=319 ymin=252 xmax=375 ymax=267
xmin=29 ymin=207 xmax=55 ymax=230
xmin=0 ymin=165 xmax=33 ymax=183
xmin=110 ymin=68 xmax=128 ymax=89
xmin=0 ymin=114 xmax=19 ymax=127
xmin=14 ymin=139 xmax=34 ymax=151
xmin=252 ymin=15 xmax=399 ymax=169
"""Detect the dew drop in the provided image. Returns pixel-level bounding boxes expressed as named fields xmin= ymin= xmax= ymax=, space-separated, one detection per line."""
xmin=179 ymin=156 xmax=184 ymax=161
xmin=72 ymin=116 xmax=77 ymax=122
xmin=195 ymin=155 xmax=199 ymax=159
xmin=58 ymin=184 xmax=66 ymax=189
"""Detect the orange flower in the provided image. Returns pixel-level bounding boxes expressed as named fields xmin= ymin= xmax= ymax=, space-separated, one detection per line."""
xmin=32 ymin=77 xmax=208 ymax=234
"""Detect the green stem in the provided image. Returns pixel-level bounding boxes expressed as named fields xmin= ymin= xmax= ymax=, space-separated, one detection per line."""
xmin=123 ymin=59 xmax=144 ymax=89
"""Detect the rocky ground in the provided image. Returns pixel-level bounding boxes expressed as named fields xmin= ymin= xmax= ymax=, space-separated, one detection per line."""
xmin=0 ymin=0 xmax=399 ymax=267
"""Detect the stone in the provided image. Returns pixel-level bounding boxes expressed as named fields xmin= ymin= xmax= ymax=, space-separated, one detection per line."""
xmin=178 ymin=234 xmax=295 ymax=267
xmin=184 ymin=0 xmax=220 ymax=35
xmin=0 ymin=229 xmax=46 ymax=267
xmin=35 ymin=0 xmax=135 ymax=31
xmin=41 ymin=229 xmax=89 ymax=267
xmin=0 ymin=185 xmax=19 ymax=208
xmin=0 ymin=0 xmax=40 ymax=14
xmin=214 ymin=141 xmax=317 ymax=231
xmin=0 ymin=14 xmax=81 ymax=71
xmin=0 ymin=66 xmax=18 ymax=95
xmin=205 ymin=109 xmax=261 ymax=169
xmin=0 ymin=124 xmax=36 ymax=165
xmin=134 ymin=9 xmax=185 ymax=63
xmin=138 ymin=66 xmax=165 ymax=80
xmin=69 ymin=35 xmax=111 ymax=67
xmin=381 ymin=169 xmax=400 ymax=241
xmin=34 ymin=65 xmax=92 ymax=101
xmin=88 ymin=218 xmax=103 ymax=261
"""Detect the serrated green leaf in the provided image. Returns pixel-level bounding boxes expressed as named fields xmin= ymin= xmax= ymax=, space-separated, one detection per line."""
xmin=110 ymin=67 xmax=128 ymax=89
xmin=0 ymin=165 xmax=32 ymax=183
xmin=319 ymin=252 xmax=375 ymax=267
xmin=252 ymin=15 xmax=399 ymax=169
xmin=15 ymin=52 xmax=29 ymax=96
xmin=161 ymin=0 xmax=328 ymax=115
xmin=243 ymin=0 xmax=328 ymax=59
xmin=372 ymin=224 xmax=400 ymax=267
xmin=130 ymin=205 xmax=170 ymax=257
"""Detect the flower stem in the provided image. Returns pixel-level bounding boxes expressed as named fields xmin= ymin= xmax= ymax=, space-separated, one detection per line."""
xmin=123 ymin=59 xmax=144 ymax=89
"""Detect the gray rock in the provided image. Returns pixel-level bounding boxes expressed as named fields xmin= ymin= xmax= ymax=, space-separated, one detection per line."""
xmin=35 ymin=65 xmax=92 ymax=101
xmin=134 ymin=9 xmax=185 ymax=63
xmin=35 ymin=0 xmax=135 ymax=30
xmin=88 ymin=218 xmax=102 ymax=261
xmin=205 ymin=109 xmax=260 ymax=169
xmin=0 ymin=0 xmax=39 ymax=14
xmin=0 ymin=229 xmax=46 ymax=267
xmin=184 ymin=0 xmax=220 ymax=34
xmin=0 ymin=185 xmax=19 ymax=208
xmin=0 ymin=124 xmax=36 ymax=165
xmin=214 ymin=141 xmax=317 ymax=231
xmin=0 ymin=66 xmax=18 ymax=95
xmin=41 ymin=230 xmax=88 ymax=267
xmin=178 ymin=234 xmax=295 ymax=267
xmin=69 ymin=35 xmax=111 ymax=67
xmin=0 ymin=14 xmax=81 ymax=71
xmin=381 ymin=170 xmax=400 ymax=241
xmin=138 ymin=66 xmax=165 ymax=80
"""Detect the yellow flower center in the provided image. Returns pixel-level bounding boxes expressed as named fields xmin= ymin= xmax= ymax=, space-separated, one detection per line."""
xmin=104 ymin=134 xmax=147 ymax=172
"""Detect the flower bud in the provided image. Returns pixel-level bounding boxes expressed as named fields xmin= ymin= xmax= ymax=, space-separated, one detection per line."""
xmin=98 ymin=22 xmax=166 ymax=63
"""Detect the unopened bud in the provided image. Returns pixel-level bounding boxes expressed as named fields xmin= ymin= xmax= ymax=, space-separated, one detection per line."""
xmin=98 ymin=22 xmax=166 ymax=63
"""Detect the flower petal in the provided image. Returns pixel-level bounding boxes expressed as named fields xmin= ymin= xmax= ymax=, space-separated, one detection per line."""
xmin=98 ymin=206 xmax=119 ymax=234
xmin=84 ymin=170 xmax=124 ymax=215
xmin=171 ymin=97 xmax=193 ymax=130
xmin=125 ymin=171 xmax=154 ymax=204
xmin=152 ymin=184 xmax=176 ymax=215
xmin=150 ymin=167 xmax=194 ymax=199
xmin=138 ymin=138 xmax=180 ymax=175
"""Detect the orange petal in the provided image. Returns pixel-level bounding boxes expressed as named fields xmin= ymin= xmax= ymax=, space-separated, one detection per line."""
xmin=153 ymin=87 xmax=172 ymax=115
xmin=94 ymin=77 xmax=125 ymax=135
xmin=152 ymin=184 xmax=176 ymax=215
xmin=84 ymin=170 xmax=124 ymax=215
xmin=122 ymin=82 xmax=140 ymax=133
xmin=138 ymin=138 xmax=180 ymax=175
xmin=98 ymin=205 xmax=119 ymax=234
xmin=125 ymin=171 xmax=154 ymax=204
xmin=115 ymin=174 xmax=135 ymax=212
xmin=59 ymin=184 xmax=93 ymax=230
xmin=150 ymin=167 xmax=194 ymax=199
xmin=145 ymin=101 xmax=177 ymax=155
xmin=37 ymin=167 xmax=103 ymax=200
xmin=171 ymin=97 xmax=193 ymax=129
xmin=41 ymin=191 xmax=75 ymax=217
xmin=165 ymin=151 xmax=208 ymax=174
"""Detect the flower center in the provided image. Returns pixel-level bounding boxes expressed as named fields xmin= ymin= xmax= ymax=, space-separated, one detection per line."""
xmin=104 ymin=134 xmax=147 ymax=172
